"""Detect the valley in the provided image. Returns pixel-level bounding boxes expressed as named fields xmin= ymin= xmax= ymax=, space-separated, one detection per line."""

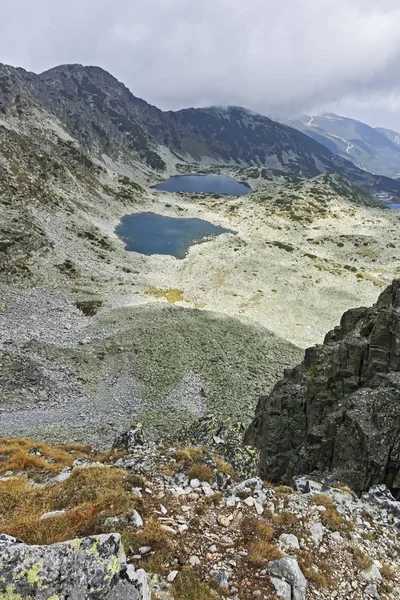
xmin=1 ymin=59 xmax=400 ymax=600
xmin=2 ymin=149 xmax=400 ymax=446
xmin=1 ymin=61 xmax=400 ymax=447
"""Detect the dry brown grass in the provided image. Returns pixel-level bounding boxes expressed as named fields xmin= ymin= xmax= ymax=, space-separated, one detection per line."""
xmin=255 ymin=521 xmax=275 ymax=541
xmin=0 ymin=438 xmax=80 ymax=476
xmin=124 ymin=518 xmax=172 ymax=555
xmin=353 ymin=547 xmax=373 ymax=571
xmin=0 ymin=466 xmax=136 ymax=545
xmin=362 ymin=531 xmax=378 ymax=542
xmin=188 ymin=463 xmax=214 ymax=483
xmin=298 ymin=550 xmax=332 ymax=589
xmin=140 ymin=549 xmax=172 ymax=575
xmin=204 ymin=492 xmax=223 ymax=506
xmin=6 ymin=503 xmax=99 ymax=546
xmin=122 ymin=472 xmax=145 ymax=488
xmin=248 ymin=540 xmax=283 ymax=567
xmin=240 ymin=516 xmax=275 ymax=543
xmin=240 ymin=516 xmax=281 ymax=567
xmin=175 ymin=446 xmax=205 ymax=463
xmin=214 ymin=457 xmax=235 ymax=477
xmin=332 ymin=483 xmax=354 ymax=495
xmin=381 ymin=562 xmax=395 ymax=581
xmin=54 ymin=467 xmax=134 ymax=511
xmin=311 ymin=493 xmax=353 ymax=533
xmin=56 ymin=443 xmax=92 ymax=453
xmin=173 ymin=567 xmax=220 ymax=600
xmin=311 ymin=493 xmax=334 ymax=509
xmin=136 ymin=518 xmax=169 ymax=545
xmin=275 ymin=485 xmax=295 ymax=495
xmin=161 ymin=469 xmax=176 ymax=477
xmin=263 ymin=480 xmax=273 ymax=488
xmin=273 ymin=511 xmax=300 ymax=534
xmin=320 ymin=507 xmax=354 ymax=534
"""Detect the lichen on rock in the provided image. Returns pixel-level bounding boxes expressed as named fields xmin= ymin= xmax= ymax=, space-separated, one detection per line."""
xmin=0 ymin=534 xmax=148 ymax=600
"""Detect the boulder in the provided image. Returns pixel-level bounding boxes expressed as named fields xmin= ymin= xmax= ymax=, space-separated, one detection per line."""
xmin=245 ymin=280 xmax=400 ymax=497
xmin=268 ymin=557 xmax=307 ymax=600
xmin=181 ymin=415 xmax=260 ymax=478
xmin=360 ymin=484 xmax=400 ymax=525
xmin=278 ymin=533 xmax=300 ymax=553
xmin=270 ymin=577 xmax=291 ymax=600
xmin=112 ymin=423 xmax=145 ymax=451
xmin=0 ymin=533 xmax=149 ymax=599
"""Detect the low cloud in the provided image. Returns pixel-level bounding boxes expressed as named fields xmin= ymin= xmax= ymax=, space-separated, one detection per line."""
xmin=2 ymin=0 xmax=400 ymax=128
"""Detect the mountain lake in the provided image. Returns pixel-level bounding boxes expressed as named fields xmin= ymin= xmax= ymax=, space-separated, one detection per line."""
xmin=115 ymin=212 xmax=236 ymax=259
xmin=151 ymin=174 xmax=252 ymax=196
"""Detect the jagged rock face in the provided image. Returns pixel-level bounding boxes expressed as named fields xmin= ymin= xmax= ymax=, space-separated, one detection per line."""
xmin=38 ymin=64 xmax=167 ymax=170
xmin=245 ymin=280 xmax=400 ymax=497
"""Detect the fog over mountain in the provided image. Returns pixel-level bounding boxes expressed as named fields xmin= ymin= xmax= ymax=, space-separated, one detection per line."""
xmin=2 ymin=0 xmax=400 ymax=130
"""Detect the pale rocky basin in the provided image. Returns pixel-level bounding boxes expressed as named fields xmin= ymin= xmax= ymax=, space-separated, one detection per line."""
xmin=2 ymin=168 xmax=400 ymax=446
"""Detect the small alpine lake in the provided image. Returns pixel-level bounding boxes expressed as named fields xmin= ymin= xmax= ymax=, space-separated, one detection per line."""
xmin=115 ymin=212 xmax=236 ymax=259
xmin=151 ymin=174 xmax=252 ymax=196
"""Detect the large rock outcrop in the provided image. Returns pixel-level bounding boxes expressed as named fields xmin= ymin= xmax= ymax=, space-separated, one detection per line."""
xmin=0 ymin=533 xmax=149 ymax=599
xmin=245 ymin=280 xmax=400 ymax=497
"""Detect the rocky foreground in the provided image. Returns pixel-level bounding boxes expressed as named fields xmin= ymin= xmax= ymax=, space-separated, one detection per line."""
xmin=0 ymin=419 xmax=400 ymax=600
xmin=1 ymin=286 xmax=400 ymax=600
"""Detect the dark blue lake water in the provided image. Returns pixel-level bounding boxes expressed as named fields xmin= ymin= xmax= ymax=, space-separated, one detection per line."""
xmin=152 ymin=174 xmax=251 ymax=196
xmin=115 ymin=212 xmax=236 ymax=259
xmin=388 ymin=203 xmax=400 ymax=209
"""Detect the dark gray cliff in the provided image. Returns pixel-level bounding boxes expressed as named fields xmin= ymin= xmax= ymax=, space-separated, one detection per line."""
xmin=245 ymin=280 xmax=400 ymax=498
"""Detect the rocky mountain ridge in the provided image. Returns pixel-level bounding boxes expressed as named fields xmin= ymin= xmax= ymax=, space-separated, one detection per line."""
xmin=2 ymin=62 xmax=400 ymax=197
xmin=287 ymin=113 xmax=400 ymax=179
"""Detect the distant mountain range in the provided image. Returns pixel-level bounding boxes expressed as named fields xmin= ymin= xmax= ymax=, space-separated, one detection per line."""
xmin=1 ymin=63 xmax=400 ymax=198
xmin=286 ymin=113 xmax=400 ymax=179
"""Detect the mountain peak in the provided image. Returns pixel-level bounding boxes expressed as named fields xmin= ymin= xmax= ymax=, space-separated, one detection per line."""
xmin=40 ymin=63 xmax=113 ymax=78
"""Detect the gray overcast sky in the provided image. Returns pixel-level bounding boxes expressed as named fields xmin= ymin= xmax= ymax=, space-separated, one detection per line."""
xmin=2 ymin=0 xmax=400 ymax=130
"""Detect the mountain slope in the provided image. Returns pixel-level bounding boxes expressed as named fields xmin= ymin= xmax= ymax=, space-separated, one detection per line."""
xmin=288 ymin=112 xmax=400 ymax=178
xmin=2 ymin=62 xmax=400 ymax=198
xmin=38 ymin=66 xmax=400 ymax=195
xmin=376 ymin=126 xmax=400 ymax=150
